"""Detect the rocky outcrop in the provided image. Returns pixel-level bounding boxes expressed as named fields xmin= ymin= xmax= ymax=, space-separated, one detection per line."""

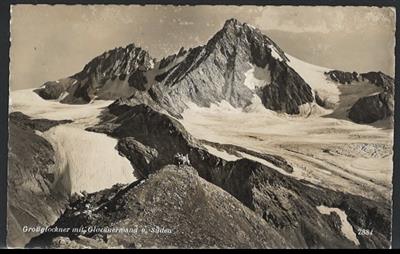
xmin=325 ymin=70 xmax=394 ymax=124
xmin=326 ymin=70 xmax=394 ymax=90
xmin=85 ymin=104 xmax=390 ymax=248
xmin=34 ymin=43 xmax=154 ymax=104
xmin=348 ymin=92 xmax=393 ymax=124
xmin=325 ymin=70 xmax=359 ymax=84
xmin=28 ymin=165 xmax=291 ymax=249
xmin=359 ymin=71 xmax=394 ymax=91
xmin=7 ymin=112 xmax=71 ymax=247
xmin=33 ymin=78 xmax=77 ymax=101
xmin=9 ymin=112 xmax=72 ymax=132
xmin=116 ymin=137 xmax=159 ymax=178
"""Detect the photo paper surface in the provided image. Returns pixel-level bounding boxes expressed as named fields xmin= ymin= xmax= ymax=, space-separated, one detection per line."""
xmin=8 ymin=5 xmax=395 ymax=248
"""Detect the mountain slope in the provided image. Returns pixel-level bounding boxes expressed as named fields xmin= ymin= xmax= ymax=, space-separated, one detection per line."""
xmin=7 ymin=113 xmax=71 ymax=247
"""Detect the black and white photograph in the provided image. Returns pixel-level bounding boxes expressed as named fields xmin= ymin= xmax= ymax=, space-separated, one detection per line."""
xmin=4 ymin=3 xmax=397 ymax=249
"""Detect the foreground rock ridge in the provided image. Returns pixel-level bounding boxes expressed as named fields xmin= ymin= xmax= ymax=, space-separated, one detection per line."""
xmin=8 ymin=18 xmax=393 ymax=249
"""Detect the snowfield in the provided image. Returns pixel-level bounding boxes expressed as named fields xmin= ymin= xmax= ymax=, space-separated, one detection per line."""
xmin=286 ymin=54 xmax=340 ymax=106
xmin=10 ymin=89 xmax=113 ymax=126
xmin=10 ymin=89 xmax=136 ymax=195
xmin=43 ymin=125 xmax=136 ymax=195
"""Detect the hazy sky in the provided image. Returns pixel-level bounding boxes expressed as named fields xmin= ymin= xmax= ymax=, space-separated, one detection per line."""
xmin=10 ymin=5 xmax=395 ymax=90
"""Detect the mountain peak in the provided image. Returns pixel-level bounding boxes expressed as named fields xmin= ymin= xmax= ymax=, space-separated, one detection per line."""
xmin=223 ymin=18 xmax=241 ymax=27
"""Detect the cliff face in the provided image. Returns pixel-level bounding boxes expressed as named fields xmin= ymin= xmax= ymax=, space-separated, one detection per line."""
xmin=7 ymin=113 xmax=71 ymax=247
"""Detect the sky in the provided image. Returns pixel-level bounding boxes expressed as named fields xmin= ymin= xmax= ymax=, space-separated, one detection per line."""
xmin=10 ymin=5 xmax=396 ymax=90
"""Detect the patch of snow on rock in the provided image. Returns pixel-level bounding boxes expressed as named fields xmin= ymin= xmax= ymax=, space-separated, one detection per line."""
xmin=202 ymin=144 xmax=241 ymax=161
xmin=244 ymin=64 xmax=271 ymax=90
xmin=267 ymin=44 xmax=284 ymax=62
xmin=57 ymin=91 xmax=69 ymax=101
xmin=316 ymin=205 xmax=360 ymax=246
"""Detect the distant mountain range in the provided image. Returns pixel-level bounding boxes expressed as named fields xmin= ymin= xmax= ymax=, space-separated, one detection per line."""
xmin=34 ymin=18 xmax=394 ymax=124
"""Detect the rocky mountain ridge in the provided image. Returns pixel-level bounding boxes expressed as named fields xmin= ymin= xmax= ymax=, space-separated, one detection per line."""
xmin=33 ymin=18 xmax=394 ymax=124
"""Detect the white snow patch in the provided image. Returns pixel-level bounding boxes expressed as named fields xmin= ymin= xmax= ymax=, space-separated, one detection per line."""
xmin=44 ymin=125 xmax=136 ymax=195
xmin=184 ymin=100 xmax=241 ymax=115
xmin=297 ymin=102 xmax=332 ymax=117
xmin=244 ymin=64 xmax=271 ymax=90
xmin=57 ymin=91 xmax=69 ymax=101
xmin=236 ymin=151 xmax=302 ymax=179
xmin=202 ymin=144 xmax=241 ymax=161
xmin=267 ymin=44 xmax=284 ymax=61
xmin=316 ymin=205 xmax=360 ymax=245
xmin=149 ymin=59 xmax=155 ymax=69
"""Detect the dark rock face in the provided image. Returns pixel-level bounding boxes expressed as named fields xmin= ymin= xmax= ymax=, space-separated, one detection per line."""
xmin=349 ymin=92 xmax=393 ymax=124
xmin=116 ymin=138 xmax=158 ymax=178
xmin=128 ymin=71 xmax=148 ymax=91
xmin=35 ymin=43 xmax=154 ymax=103
xmin=359 ymin=71 xmax=394 ymax=91
xmin=85 ymin=104 xmax=390 ymax=248
xmin=260 ymin=63 xmax=314 ymax=114
xmin=28 ymin=165 xmax=290 ymax=249
xmin=34 ymin=78 xmax=77 ymax=100
xmin=325 ymin=70 xmax=359 ymax=84
xmin=9 ymin=112 xmax=73 ymax=132
xmin=7 ymin=112 xmax=70 ymax=247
